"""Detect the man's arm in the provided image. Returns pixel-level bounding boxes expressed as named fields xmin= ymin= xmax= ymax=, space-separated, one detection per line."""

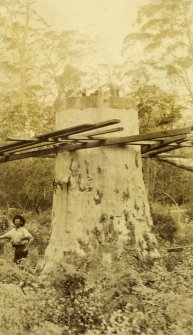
xmin=22 ymin=236 xmax=34 ymax=251
xmin=0 ymin=233 xmax=10 ymax=240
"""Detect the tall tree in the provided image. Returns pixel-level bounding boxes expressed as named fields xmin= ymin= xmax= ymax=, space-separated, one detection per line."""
xmin=133 ymin=81 xmax=183 ymax=133
xmin=39 ymin=30 xmax=93 ymax=98
xmin=0 ymin=1 xmax=93 ymax=137
xmin=121 ymin=0 xmax=193 ymax=205
xmin=0 ymin=0 xmax=48 ymax=125
xmin=123 ymin=0 xmax=193 ymax=106
xmin=0 ymin=1 xmax=95 ymax=219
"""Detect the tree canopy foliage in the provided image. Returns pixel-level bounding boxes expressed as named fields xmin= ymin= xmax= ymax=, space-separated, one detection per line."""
xmin=123 ymin=0 xmax=193 ymax=106
xmin=0 ymin=0 xmax=93 ymax=213
xmin=120 ymin=0 xmax=193 ymax=208
xmin=0 ymin=0 xmax=191 ymax=214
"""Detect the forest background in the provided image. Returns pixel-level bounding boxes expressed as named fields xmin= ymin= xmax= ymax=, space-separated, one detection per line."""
xmin=1 ymin=1 xmax=193 ymax=335
xmin=0 ymin=0 xmax=192 ymax=214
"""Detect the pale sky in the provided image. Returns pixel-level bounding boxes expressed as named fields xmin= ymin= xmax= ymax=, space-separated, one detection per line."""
xmin=37 ymin=0 xmax=145 ymax=65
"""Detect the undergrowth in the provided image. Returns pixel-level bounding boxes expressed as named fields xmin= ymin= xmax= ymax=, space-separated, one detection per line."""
xmin=0 ymin=209 xmax=193 ymax=334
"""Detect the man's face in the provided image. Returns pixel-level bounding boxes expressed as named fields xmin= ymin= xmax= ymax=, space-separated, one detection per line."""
xmin=13 ymin=219 xmax=21 ymax=228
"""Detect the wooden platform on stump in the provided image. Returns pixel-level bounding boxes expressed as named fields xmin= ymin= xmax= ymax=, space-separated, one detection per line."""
xmin=0 ymin=119 xmax=192 ymax=163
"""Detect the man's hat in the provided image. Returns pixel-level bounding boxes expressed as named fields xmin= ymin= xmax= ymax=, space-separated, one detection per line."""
xmin=13 ymin=215 xmax=26 ymax=226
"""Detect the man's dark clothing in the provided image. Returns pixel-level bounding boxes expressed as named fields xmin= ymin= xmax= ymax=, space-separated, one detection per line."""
xmin=13 ymin=245 xmax=28 ymax=263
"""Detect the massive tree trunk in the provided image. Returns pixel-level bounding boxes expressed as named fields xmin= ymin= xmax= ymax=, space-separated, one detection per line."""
xmin=41 ymin=96 xmax=160 ymax=273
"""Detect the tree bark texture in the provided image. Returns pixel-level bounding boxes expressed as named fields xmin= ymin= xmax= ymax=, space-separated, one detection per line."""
xmin=42 ymin=96 xmax=160 ymax=273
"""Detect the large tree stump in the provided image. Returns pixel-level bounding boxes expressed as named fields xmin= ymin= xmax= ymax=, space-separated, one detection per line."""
xmin=41 ymin=96 xmax=160 ymax=273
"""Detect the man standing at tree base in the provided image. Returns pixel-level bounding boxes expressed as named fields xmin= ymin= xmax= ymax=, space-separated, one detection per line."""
xmin=0 ymin=215 xmax=33 ymax=263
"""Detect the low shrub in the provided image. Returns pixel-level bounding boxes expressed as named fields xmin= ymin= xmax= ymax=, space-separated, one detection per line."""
xmin=151 ymin=204 xmax=178 ymax=243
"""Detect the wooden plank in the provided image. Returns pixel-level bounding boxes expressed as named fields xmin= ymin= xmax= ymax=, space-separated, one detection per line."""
xmin=0 ymin=125 xmax=191 ymax=164
xmin=78 ymin=127 xmax=191 ymax=147
xmin=169 ymin=142 xmax=193 ymax=147
xmin=0 ymin=124 xmax=190 ymax=154
xmin=69 ymin=126 xmax=124 ymax=139
xmin=6 ymin=137 xmax=37 ymax=142
xmin=0 ymin=139 xmax=51 ymax=154
xmin=0 ymin=141 xmax=185 ymax=164
xmin=141 ymin=135 xmax=186 ymax=154
xmin=54 ymin=130 xmax=190 ymax=152
xmin=5 ymin=138 xmax=158 ymax=154
xmin=0 ymin=139 xmax=38 ymax=152
xmin=142 ymin=145 xmax=181 ymax=157
xmin=0 ymin=147 xmax=58 ymax=163
xmin=70 ymin=139 xmax=158 ymax=144
xmin=156 ymin=154 xmax=192 ymax=159
xmin=127 ymin=127 xmax=191 ymax=142
xmin=0 ymin=119 xmax=120 ymax=154
xmin=37 ymin=119 xmax=120 ymax=140
xmin=126 ymin=140 xmax=158 ymax=145
xmin=0 ymin=137 xmax=178 ymax=155
xmin=0 ymin=138 xmax=77 ymax=155
xmin=41 ymin=129 xmax=190 ymax=153
xmin=37 ymin=123 xmax=93 ymax=140
xmin=155 ymin=156 xmax=193 ymax=173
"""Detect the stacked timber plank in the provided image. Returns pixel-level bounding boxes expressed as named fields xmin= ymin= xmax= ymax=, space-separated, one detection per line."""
xmin=0 ymin=120 xmax=193 ymax=163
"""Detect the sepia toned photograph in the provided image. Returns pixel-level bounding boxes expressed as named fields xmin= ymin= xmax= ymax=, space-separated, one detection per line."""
xmin=0 ymin=0 xmax=193 ymax=334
